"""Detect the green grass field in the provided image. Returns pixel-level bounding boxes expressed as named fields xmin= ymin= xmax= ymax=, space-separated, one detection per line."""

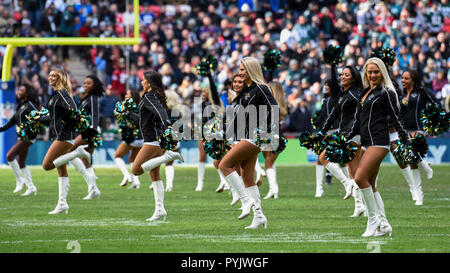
xmin=0 ymin=164 xmax=449 ymax=253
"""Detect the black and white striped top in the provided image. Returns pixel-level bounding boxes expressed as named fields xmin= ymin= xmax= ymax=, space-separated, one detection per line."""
xmin=346 ymin=85 xmax=409 ymax=146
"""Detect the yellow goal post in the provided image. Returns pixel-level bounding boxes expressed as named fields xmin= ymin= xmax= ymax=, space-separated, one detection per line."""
xmin=0 ymin=0 xmax=141 ymax=81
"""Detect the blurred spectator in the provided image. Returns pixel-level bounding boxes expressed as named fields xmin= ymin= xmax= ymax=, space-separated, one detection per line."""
xmin=99 ymin=84 xmax=119 ymax=129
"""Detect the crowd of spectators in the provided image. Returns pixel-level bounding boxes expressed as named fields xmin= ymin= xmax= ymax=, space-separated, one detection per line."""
xmin=0 ymin=0 xmax=449 ymax=140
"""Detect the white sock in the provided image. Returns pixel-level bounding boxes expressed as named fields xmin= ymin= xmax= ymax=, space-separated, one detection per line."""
xmin=152 ymin=180 xmax=165 ymax=209
xmin=58 ymin=177 xmax=70 ymax=203
xmin=400 ymin=166 xmax=416 ymax=200
xmin=360 ymin=187 xmax=379 ymax=220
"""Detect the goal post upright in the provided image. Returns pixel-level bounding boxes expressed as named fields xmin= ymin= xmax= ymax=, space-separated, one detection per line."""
xmin=0 ymin=0 xmax=141 ymax=81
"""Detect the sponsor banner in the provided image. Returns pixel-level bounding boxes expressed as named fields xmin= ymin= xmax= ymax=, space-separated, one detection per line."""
xmin=21 ymin=138 xmax=450 ymax=166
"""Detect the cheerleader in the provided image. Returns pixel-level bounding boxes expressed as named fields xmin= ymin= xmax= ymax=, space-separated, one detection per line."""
xmin=194 ymin=73 xmax=223 ymax=191
xmin=214 ymin=74 xmax=244 ymax=206
xmin=114 ymin=89 xmax=143 ymax=189
xmin=315 ymin=73 xmax=353 ymax=199
xmin=398 ymin=69 xmax=440 ymax=205
xmin=41 ymin=68 xmax=91 ymax=214
xmin=262 ymin=81 xmax=288 ymax=199
xmin=126 ymin=70 xmax=183 ymax=221
xmin=219 ymin=57 xmax=278 ymax=229
xmin=318 ymin=65 xmax=366 ymax=217
xmin=0 ymin=83 xmax=39 ymax=196
xmin=346 ymin=58 xmax=409 ymax=237
xmin=163 ymin=88 xmax=183 ymax=192
xmin=68 ymin=74 xmax=103 ymax=200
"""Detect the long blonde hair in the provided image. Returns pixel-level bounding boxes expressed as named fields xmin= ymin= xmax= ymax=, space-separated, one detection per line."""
xmin=268 ymin=81 xmax=288 ymax=120
xmin=241 ymin=57 xmax=268 ymax=88
xmin=51 ymin=68 xmax=73 ymax=95
xmin=362 ymin=57 xmax=400 ymax=108
xmin=165 ymin=89 xmax=181 ymax=110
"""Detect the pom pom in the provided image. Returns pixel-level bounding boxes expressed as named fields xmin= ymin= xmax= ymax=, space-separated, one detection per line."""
xmin=119 ymin=122 xmax=138 ymax=144
xmin=323 ymin=131 xmax=358 ymax=164
xmin=203 ymin=139 xmax=232 ymax=160
xmin=253 ymin=125 xmax=286 ymax=153
xmin=196 ymin=56 xmax=218 ymax=76
xmin=113 ymin=98 xmax=138 ymax=125
xmin=393 ymin=133 xmax=429 ymax=165
xmin=298 ymin=132 xmax=325 ymax=155
xmin=158 ymin=127 xmax=179 ymax=151
xmin=81 ymin=128 xmax=103 ymax=148
xmin=420 ymin=103 xmax=450 ymax=136
xmin=323 ymin=45 xmax=344 ymax=65
xmin=369 ymin=47 xmax=396 ymax=66
xmin=263 ymin=49 xmax=282 ymax=73
xmin=310 ymin=111 xmax=320 ymax=130
xmin=62 ymin=108 xmax=91 ymax=133
xmin=18 ymin=107 xmax=50 ymax=141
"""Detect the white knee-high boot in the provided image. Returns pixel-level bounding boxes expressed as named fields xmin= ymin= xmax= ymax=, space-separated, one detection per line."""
xmin=9 ymin=160 xmax=25 ymax=193
xmin=245 ymin=185 xmax=267 ymax=229
xmin=72 ymin=158 xmax=100 ymax=200
xmin=53 ymin=145 xmax=91 ymax=168
xmin=400 ymin=166 xmax=417 ymax=201
xmin=315 ymin=164 xmax=324 ymax=197
xmin=264 ymin=168 xmax=278 ymax=199
xmin=254 ymin=157 xmax=266 ymax=186
xmin=48 ymin=177 xmax=70 ymax=214
xmin=146 ymin=180 xmax=167 ymax=221
xmin=224 ymin=171 xmax=254 ymax=219
xmin=115 ymin=157 xmax=132 ymax=186
xmin=360 ymin=187 xmax=381 ymax=237
xmin=351 ymin=187 xmax=367 ymax=217
xmin=165 ymin=165 xmax=174 ymax=192
xmin=141 ymin=151 xmax=184 ymax=173
xmin=20 ymin=166 xmax=37 ymax=196
xmin=341 ymin=165 xmax=350 ymax=179
xmin=216 ymin=169 xmax=227 ymax=193
xmin=411 ymin=169 xmax=424 ymax=205
xmin=128 ymin=162 xmax=140 ymax=189
xmin=373 ymin=191 xmax=392 ymax=236
xmin=325 ymin=162 xmax=355 ymax=199
xmin=418 ymin=159 xmax=433 ymax=180
xmin=196 ymin=162 xmax=205 ymax=191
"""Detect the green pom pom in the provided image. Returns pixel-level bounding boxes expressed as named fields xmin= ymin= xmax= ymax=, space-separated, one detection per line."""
xmin=323 ymin=45 xmax=343 ymax=65
xmin=263 ymin=49 xmax=282 ymax=72
xmin=196 ymin=56 xmax=218 ymax=76
xmin=420 ymin=103 xmax=450 ymax=136
xmin=369 ymin=47 xmax=396 ymax=66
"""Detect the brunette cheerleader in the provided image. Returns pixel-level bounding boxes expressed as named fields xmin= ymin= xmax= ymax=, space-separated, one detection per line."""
xmin=114 ymin=89 xmax=143 ymax=189
xmin=219 ymin=57 xmax=278 ymax=229
xmin=397 ymin=69 xmax=440 ymax=205
xmin=126 ymin=70 xmax=183 ymax=221
xmin=346 ymin=58 xmax=409 ymax=237
xmin=0 ymin=83 xmax=39 ymax=196
xmin=315 ymin=69 xmax=353 ymax=199
xmin=68 ymin=74 xmax=103 ymax=200
xmin=318 ymin=65 xmax=367 ymax=217
xmin=41 ymin=68 xmax=91 ymax=214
